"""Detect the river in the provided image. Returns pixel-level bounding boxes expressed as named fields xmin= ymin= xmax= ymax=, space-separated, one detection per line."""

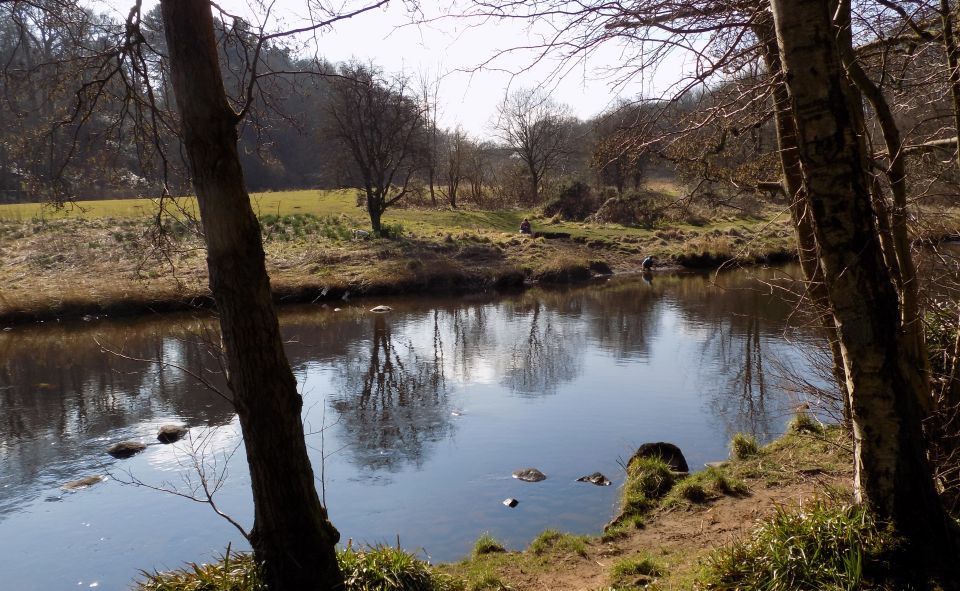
xmin=0 ymin=266 xmax=830 ymax=590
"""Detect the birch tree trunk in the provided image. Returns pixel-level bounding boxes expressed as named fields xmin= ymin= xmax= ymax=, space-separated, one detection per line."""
xmin=770 ymin=0 xmax=958 ymax=566
xmin=159 ymin=1 xmax=344 ymax=588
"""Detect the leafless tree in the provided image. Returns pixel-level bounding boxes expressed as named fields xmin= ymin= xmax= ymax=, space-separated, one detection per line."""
xmin=328 ymin=61 xmax=426 ymax=235
xmin=494 ymin=87 xmax=574 ymax=203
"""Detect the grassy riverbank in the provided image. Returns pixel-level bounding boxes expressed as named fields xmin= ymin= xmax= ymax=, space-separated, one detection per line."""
xmin=0 ymin=187 xmax=804 ymax=324
xmin=3 ymin=188 xmax=959 ymax=325
xmin=137 ymin=421 xmax=884 ymax=590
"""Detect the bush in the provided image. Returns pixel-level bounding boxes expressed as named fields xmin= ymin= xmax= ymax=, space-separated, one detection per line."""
xmin=587 ymin=189 xmax=670 ymax=228
xmin=542 ymin=180 xmax=600 ymax=221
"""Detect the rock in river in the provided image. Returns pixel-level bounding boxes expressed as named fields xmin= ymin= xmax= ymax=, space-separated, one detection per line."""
xmin=107 ymin=441 xmax=146 ymax=459
xmin=62 ymin=475 xmax=105 ymax=490
xmin=512 ymin=468 xmax=547 ymax=482
xmin=369 ymin=305 xmax=392 ymax=313
xmin=576 ymin=472 xmax=612 ymax=486
xmin=629 ymin=442 xmax=689 ymax=473
xmin=502 ymin=498 xmax=519 ymax=508
xmin=157 ymin=424 xmax=189 ymax=444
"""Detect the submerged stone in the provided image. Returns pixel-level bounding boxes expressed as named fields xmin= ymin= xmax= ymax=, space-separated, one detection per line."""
xmin=369 ymin=305 xmax=392 ymax=313
xmin=62 ymin=475 xmax=105 ymax=490
xmin=107 ymin=441 xmax=146 ymax=459
xmin=512 ymin=468 xmax=547 ymax=482
xmin=157 ymin=424 xmax=189 ymax=444
xmin=629 ymin=442 xmax=689 ymax=473
xmin=576 ymin=472 xmax=612 ymax=486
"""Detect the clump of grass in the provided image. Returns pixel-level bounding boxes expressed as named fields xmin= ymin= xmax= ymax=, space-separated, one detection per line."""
xmin=527 ymin=529 xmax=588 ymax=557
xmin=339 ymin=544 xmax=456 ymax=591
xmin=730 ymin=432 xmax=760 ymax=459
xmin=465 ymin=570 xmax=512 ymax=591
xmin=789 ymin=412 xmax=824 ymax=435
xmin=531 ymin=256 xmax=592 ymax=283
xmin=137 ymin=545 xmax=462 ymax=591
xmin=138 ymin=550 xmax=261 ymax=591
xmin=378 ymin=220 xmax=407 ymax=239
xmin=610 ymin=457 xmax=677 ymax=525
xmin=601 ymin=514 xmax=645 ymax=542
xmin=610 ymin=554 xmax=664 ymax=587
xmin=664 ymin=467 xmax=748 ymax=507
xmin=473 ymin=533 xmax=506 ymax=557
xmin=698 ymin=502 xmax=888 ymax=591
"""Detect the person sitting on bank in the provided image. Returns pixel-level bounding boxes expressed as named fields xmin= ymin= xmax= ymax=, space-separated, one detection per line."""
xmin=519 ymin=218 xmax=532 ymax=234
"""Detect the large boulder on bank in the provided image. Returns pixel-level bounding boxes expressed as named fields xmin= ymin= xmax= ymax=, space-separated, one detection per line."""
xmin=157 ymin=424 xmax=189 ymax=444
xmin=512 ymin=468 xmax=547 ymax=482
xmin=107 ymin=441 xmax=146 ymax=459
xmin=628 ymin=442 xmax=689 ymax=473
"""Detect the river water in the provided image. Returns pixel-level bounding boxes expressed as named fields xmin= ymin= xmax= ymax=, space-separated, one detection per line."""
xmin=0 ymin=267 xmax=828 ymax=590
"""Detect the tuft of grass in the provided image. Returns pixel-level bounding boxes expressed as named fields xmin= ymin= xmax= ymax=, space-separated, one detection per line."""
xmin=138 ymin=550 xmax=261 ymax=591
xmin=464 ymin=570 xmax=512 ymax=591
xmin=610 ymin=554 xmax=664 ymax=586
xmin=698 ymin=502 xmax=888 ymax=591
xmin=472 ymin=533 xmax=506 ymax=557
xmin=601 ymin=514 xmax=645 ymax=542
xmin=730 ymin=432 xmax=760 ymax=459
xmin=527 ymin=529 xmax=588 ymax=557
xmin=137 ymin=545 xmax=463 ymax=591
xmin=622 ymin=457 xmax=675 ymax=514
xmin=664 ymin=467 xmax=748 ymax=507
xmin=789 ymin=412 xmax=824 ymax=435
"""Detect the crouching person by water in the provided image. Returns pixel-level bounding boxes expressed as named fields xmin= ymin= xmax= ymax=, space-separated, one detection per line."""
xmin=520 ymin=218 xmax=532 ymax=235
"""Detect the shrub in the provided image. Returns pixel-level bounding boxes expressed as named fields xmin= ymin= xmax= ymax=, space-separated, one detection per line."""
xmin=542 ymin=180 xmax=600 ymax=221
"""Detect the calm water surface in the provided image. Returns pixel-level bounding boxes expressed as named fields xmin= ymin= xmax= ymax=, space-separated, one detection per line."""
xmin=0 ymin=267 xmax=825 ymax=590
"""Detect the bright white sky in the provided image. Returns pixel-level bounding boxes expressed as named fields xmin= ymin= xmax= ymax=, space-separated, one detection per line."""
xmin=100 ymin=0 xmax=691 ymax=139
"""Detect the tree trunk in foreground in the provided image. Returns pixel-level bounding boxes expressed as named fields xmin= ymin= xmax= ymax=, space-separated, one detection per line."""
xmin=159 ymin=1 xmax=344 ymax=588
xmin=771 ymin=0 xmax=957 ymax=568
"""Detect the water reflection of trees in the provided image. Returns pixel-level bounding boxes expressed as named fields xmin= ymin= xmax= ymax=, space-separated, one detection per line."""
xmin=330 ymin=314 xmax=453 ymax=472
xmin=501 ymin=300 xmax=583 ymax=396
xmin=0 ymin=318 xmax=234 ymax=516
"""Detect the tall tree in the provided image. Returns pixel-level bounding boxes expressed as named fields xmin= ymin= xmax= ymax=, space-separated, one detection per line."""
xmin=158 ymin=0 xmax=350 ymax=588
xmin=770 ymin=0 xmax=958 ymax=570
xmin=328 ymin=62 xmax=425 ymax=235
xmin=495 ymin=87 xmax=572 ymax=203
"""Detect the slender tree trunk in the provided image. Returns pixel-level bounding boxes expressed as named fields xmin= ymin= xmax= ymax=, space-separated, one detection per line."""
xmin=368 ymin=190 xmax=383 ymax=235
xmin=758 ymin=14 xmax=850 ymax=422
xmin=159 ymin=2 xmax=344 ymax=589
xmin=835 ymin=9 xmax=931 ymax=418
xmin=942 ymin=0 xmax=960 ymax=173
xmin=771 ymin=0 xmax=957 ymax=569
